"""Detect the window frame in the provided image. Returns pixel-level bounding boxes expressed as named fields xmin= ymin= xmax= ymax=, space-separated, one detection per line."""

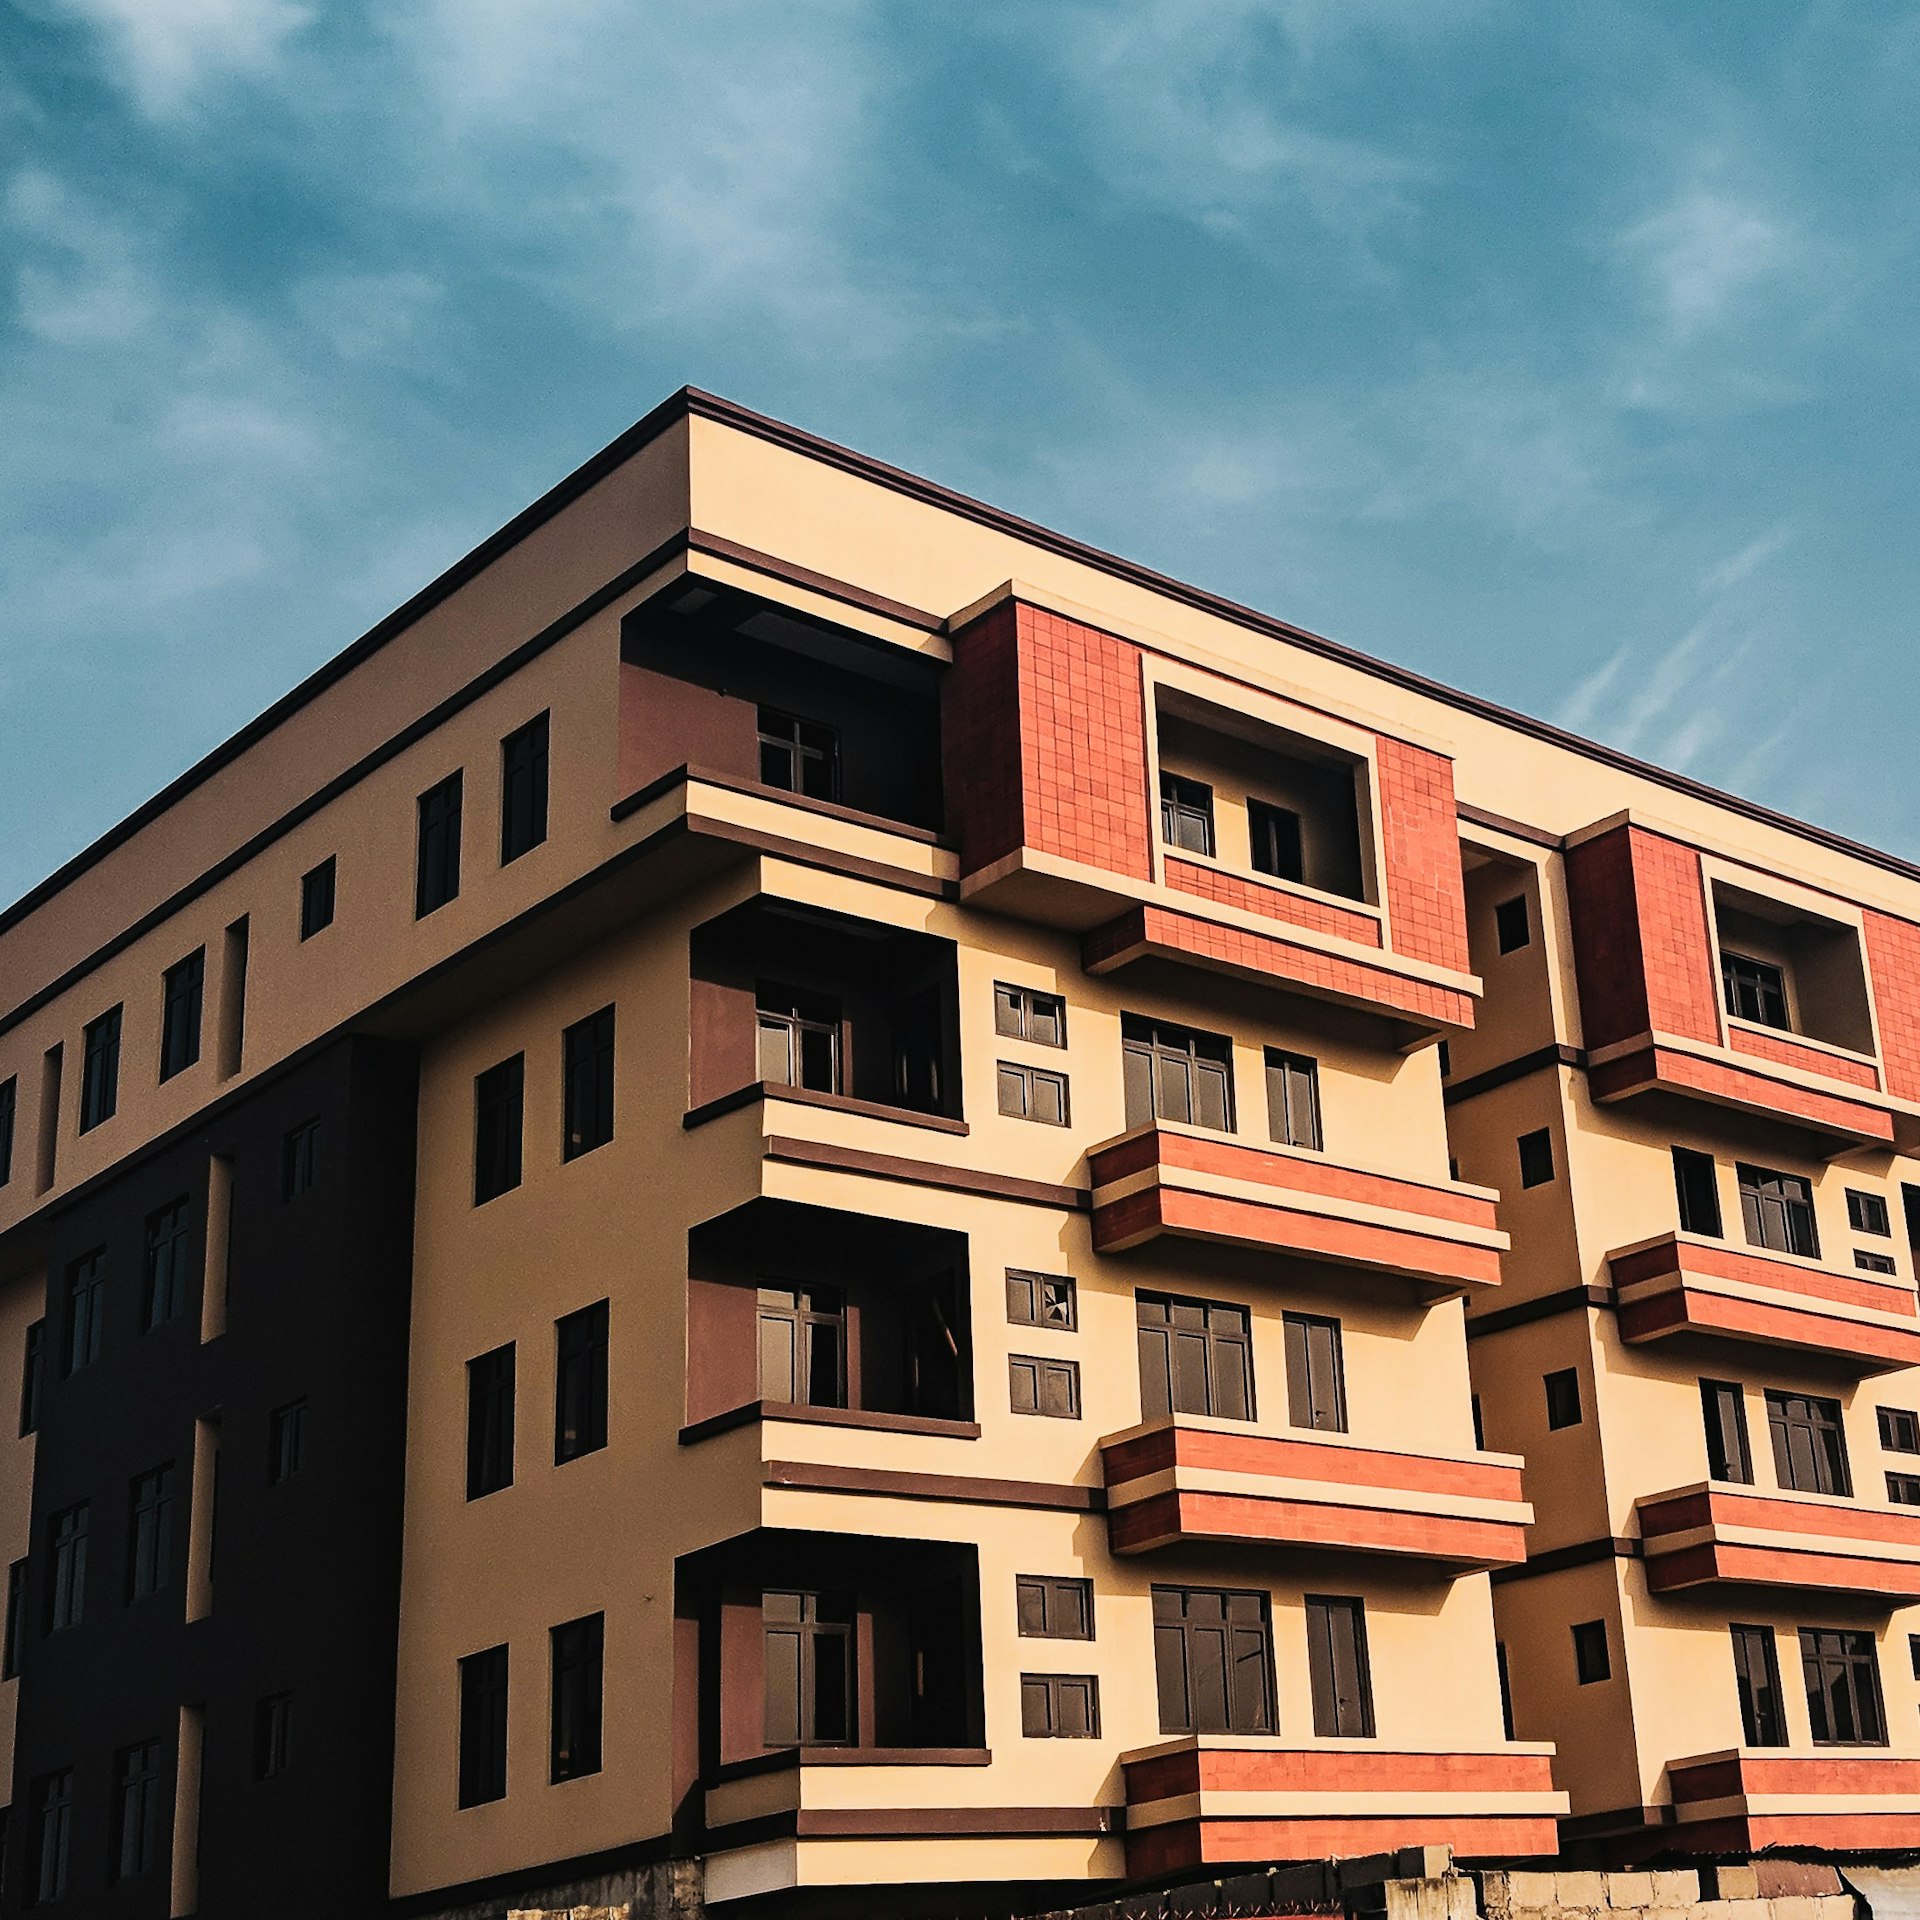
xmin=473 ymin=1055 xmax=526 ymax=1205
xmin=1766 ymin=1389 xmax=1851 ymax=1497
xmin=1738 ymin=1162 xmax=1819 ymax=1259
xmin=1572 ymin=1619 xmax=1611 ymax=1685
xmin=763 ymin=1589 xmax=855 ymax=1748
xmin=281 ymin=1118 xmax=320 ymax=1201
xmin=1151 ymin=1585 xmax=1275 ymax=1737
xmin=1122 ymin=1016 xmax=1235 ymax=1134
xmin=142 ymin=1196 xmax=191 ymax=1332
xmin=561 ymin=1006 xmax=616 ymax=1161
xmin=268 ymin=1400 xmax=306 ymax=1485
xmin=1702 ymin=1379 xmax=1754 ymax=1484
xmin=252 ymin=1693 xmax=295 ymax=1780
xmin=126 ymin=1463 xmax=175 ymax=1602
xmin=1517 ymin=1127 xmax=1555 ymax=1188
xmin=1731 ymin=1624 xmax=1787 ymax=1747
xmin=1158 ymin=772 xmax=1216 ymax=856
xmin=757 ymin=1284 xmax=847 ymax=1411
xmin=63 ymin=1248 xmax=105 ymax=1377
xmin=1005 ymin=1269 xmax=1076 ymax=1332
xmin=1878 ymin=1406 xmax=1920 ymax=1454
xmin=457 ymin=1645 xmax=510 ymax=1806
xmin=415 ymin=771 xmax=464 ymax=918
xmin=1849 ymin=1189 xmax=1893 ymax=1237
xmin=465 ymin=1344 xmax=516 ymax=1501
xmin=0 ymin=1074 xmax=14 ymax=1188
xmin=1722 ymin=950 xmax=1791 ymax=1030
xmin=1494 ymin=894 xmax=1531 ymax=953
xmin=299 ymin=856 xmax=336 ymax=940
xmin=1009 ymin=1353 xmax=1080 ymax=1419
xmin=1304 ymin=1595 xmax=1375 ymax=1738
xmin=996 ymin=1060 xmax=1069 ymax=1125
xmin=1265 ymin=1047 xmax=1322 ymax=1152
xmin=994 ymin=984 xmax=1066 ymax=1047
xmin=500 ymin=711 xmax=551 ymax=865
xmin=1015 ymin=1574 xmax=1094 ymax=1641
xmin=756 ymin=986 xmax=841 ymax=1095
xmin=1800 ymin=1626 xmax=1886 ymax=1746
xmin=756 ymin=706 xmax=841 ymax=802
xmin=1283 ymin=1311 xmax=1347 ymax=1434
xmin=1247 ymin=798 xmax=1304 ymax=883
xmin=159 ymin=948 xmax=205 ymax=1082
xmin=549 ymin=1611 xmax=605 ymax=1782
xmin=1020 ymin=1672 xmax=1101 ymax=1738
xmin=47 ymin=1502 xmax=88 ymax=1633
xmin=1137 ymin=1291 xmax=1255 ymax=1423
xmin=79 ymin=1003 xmax=122 ymax=1133
xmin=554 ymin=1300 xmax=610 ymax=1464
xmin=1673 ymin=1147 xmax=1723 ymax=1238
xmin=1544 ymin=1367 xmax=1582 ymax=1431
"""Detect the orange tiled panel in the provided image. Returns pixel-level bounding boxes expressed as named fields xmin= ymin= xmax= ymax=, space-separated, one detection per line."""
xmin=1728 ymin=1023 xmax=1880 ymax=1087
xmin=1588 ymin=1043 xmax=1897 ymax=1146
xmin=1374 ymin=737 xmax=1471 ymax=974
xmin=1669 ymin=1753 xmax=1920 ymax=1854
xmin=1639 ymin=1485 xmax=1920 ymax=1599
xmin=1866 ymin=908 xmax=1920 ymax=1103
xmin=1163 ymin=857 xmax=1384 ymax=947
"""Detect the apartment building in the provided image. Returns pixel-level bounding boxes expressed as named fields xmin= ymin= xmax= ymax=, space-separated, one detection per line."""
xmin=0 ymin=389 xmax=1913 ymax=1919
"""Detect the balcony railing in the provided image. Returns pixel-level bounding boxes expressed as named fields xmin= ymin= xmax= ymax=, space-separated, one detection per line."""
xmin=1667 ymin=1749 xmax=1920 ymax=1853
xmin=1638 ymin=1483 xmax=1920 ymax=1601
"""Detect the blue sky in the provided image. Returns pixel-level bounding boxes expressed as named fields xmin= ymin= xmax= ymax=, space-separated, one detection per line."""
xmin=4 ymin=1 xmax=1918 ymax=909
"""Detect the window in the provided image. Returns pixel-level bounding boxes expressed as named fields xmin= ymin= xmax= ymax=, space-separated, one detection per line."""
xmin=1283 ymin=1313 xmax=1346 ymax=1433
xmin=1021 ymin=1673 xmax=1099 ymax=1737
xmin=562 ymin=1007 xmax=615 ymax=1160
xmin=1159 ymin=772 xmax=1215 ymax=855
xmin=1016 ymin=1575 xmax=1093 ymax=1640
xmin=1517 ymin=1128 xmax=1554 ymax=1188
xmin=1767 ymin=1390 xmax=1850 ymax=1496
xmin=1879 ymin=1407 xmax=1920 ymax=1453
xmin=1152 ymin=1587 xmax=1274 ymax=1735
xmin=1801 ymin=1627 xmax=1886 ymax=1745
xmin=416 ymin=771 xmax=463 ymax=916
xmin=1437 ymin=1041 xmax=1451 ymax=1080
xmin=889 ymin=987 xmax=946 ymax=1114
xmin=1544 ymin=1368 xmax=1582 ymax=1431
xmin=550 ymin=1612 xmax=604 ymax=1781
xmin=80 ymin=1004 xmax=122 ymax=1131
xmin=1123 ymin=1017 xmax=1235 ymax=1132
xmin=299 ymin=856 xmax=336 ymax=939
xmin=1723 ymin=950 xmax=1790 ymax=1029
xmin=465 ymin=1345 xmax=515 ymax=1500
xmin=555 ymin=1300 xmax=609 ymax=1463
xmin=19 ymin=1322 xmax=41 ymax=1436
xmin=994 ymin=984 xmax=1066 ymax=1046
xmin=3 ymin=1559 xmax=24 ymax=1678
xmin=1731 ymin=1625 xmax=1786 ymax=1747
xmin=997 ymin=1061 xmax=1069 ymax=1125
xmin=1849 ymin=1189 xmax=1892 ymax=1237
xmin=1265 ymin=1049 xmax=1322 ymax=1151
xmin=127 ymin=1465 xmax=175 ymax=1600
xmin=757 ymin=987 xmax=839 ymax=1093
xmin=1702 ymin=1380 xmax=1754 ymax=1484
xmin=1673 ymin=1148 xmax=1723 ymax=1237
xmin=0 ymin=1075 xmax=13 ymax=1186
xmin=500 ymin=712 xmax=550 ymax=864
xmin=268 ymin=1401 xmax=306 ymax=1484
xmin=1006 ymin=1269 xmax=1076 ymax=1331
xmin=1305 ymin=1597 xmax=1374 ymax=1738
xmin=1138 ymin=1293 xmax=1253 ymax=1422
xmin=474 ymin=1055 xmax=525 ymax=1204
xmin=116 ymin=1744 xmax=171 ymax=1881
xmin=1248 ymin=799 xmax=1304 ymax=882
xmin=758 ymin=1286 xmax=845 ymax=1409
xmin=1010 ymin=1354 xmax=1080 ymax=1419
xmin=1888 ymin=1473 xmax=1920 ymax=1505
xmin=253 ymin=1693 xmax=294 ymax=1779
xmin=1495 ymin=895 xmax=1531 ymax=953
xmin=1572 ymin=1619 xmax=1610 ymax=1684
xmin=142 ymin=1197 xmax=191 ymax=1331
xmin=47 ymin=1503 xmax=87 ymax=1632
xmin=1858 ymin=1251 xmax=1899 ymax=1275
xmin=63 ymin=1248 xmax=105 ymax=1376
xmin=764 ymin=1590 xmax=853 ymax=1745
xmin=29 ymin=1770 xmax=71 ymax=1906
xmin=281 ymin=1118 xmax=319 ymax=1200
xmin=757 ymin=707 xmax=839 ymax=801
xmin=457 ymin=1646 xmax=509 ymax=1806
xmin=160 ymin=949 xmax=205 ymax=1081
xmin=1739 ymin=1164 xmax=1818 ymax=1259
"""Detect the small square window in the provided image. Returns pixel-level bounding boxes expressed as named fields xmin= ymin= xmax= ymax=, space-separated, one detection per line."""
xmin=1010 ymin=1355 xmax=1079 ymax=1419
xmin=1572 ymin=1620 xmax=1610 ymax=1684
xmin=1857 ymin=1250 xmax=1898 ymax=1275
xmin=1544 ymin=1368 xmax=1582 ymax=1430
xmin=1890 ymin=1473 xmax=1920 ymax=1506
xmin=1495 ymin=895 xmax=1531 ymax=953
xmin=299 ymin=858 xmax=336 ymax=940
xmin=1006 ymin=1270 xmax=1076 ymax=1331
xmin=1849 ymin=1190 xmax=1892 ymax=1237
xmin=1015 ymin=1575 xmax=1093 ymax=1640
xmin=994 ymin=985 xmax=1066 ymax=1047
xmin=1517 ymin=1129 xmax=1555 ymax=1188
xmin=1879 ymin=1407 xmax=1920 ymax=1453
xmin=281 ymin=1119 xmax=319 ymax=1201
xmin=997 ymin=1062 xmax=1069 ymax=1126
xmin=1020 ymin=1672 xmax=1099 ymax=1738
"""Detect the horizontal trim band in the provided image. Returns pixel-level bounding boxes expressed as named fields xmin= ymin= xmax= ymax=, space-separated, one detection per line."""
xmin=763 ymin=1136 xmax=1091 ymax=1212
xmin=763 ymin=1459 xmax=1104 ymax=1512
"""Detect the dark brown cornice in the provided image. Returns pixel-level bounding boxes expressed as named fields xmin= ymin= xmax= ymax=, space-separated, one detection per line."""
xmin=763 ymin=1458 xmax=1104 ymax=1512
xmin=1444 ymin=1042 xmax=1585 ymax=1107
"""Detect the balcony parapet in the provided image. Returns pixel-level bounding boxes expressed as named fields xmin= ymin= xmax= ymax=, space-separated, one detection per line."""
xmin=1638 ymin=1482 xmax=1920 ymax=1601
xmin=1667 ymin=1748 xmax=1920 ymax=1853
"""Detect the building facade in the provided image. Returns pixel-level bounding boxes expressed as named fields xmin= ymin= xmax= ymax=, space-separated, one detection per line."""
xmin=0 ymin=389 xmax=1915 ymax=1917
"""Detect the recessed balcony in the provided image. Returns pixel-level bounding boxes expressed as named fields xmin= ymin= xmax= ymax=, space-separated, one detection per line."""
xmin=1667 ymin=1749 xmax=1920 ymax=1853
xmin=1088 ymin=1123 xmax=1506 ymax=1299
xmin=1638 ymin=1483 xmax=1920 ymax=1601
xmin=1100 ymin=1417 xmax=1531 ymax=1569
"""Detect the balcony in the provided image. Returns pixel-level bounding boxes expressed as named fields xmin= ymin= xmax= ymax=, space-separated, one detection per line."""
xmin=1101 ymin=1418 xmax=1531 ymax=1569
xmin=1120 ymin=1736 xmax=1564 ymax=1877
xmin=1610 ymin=1231 xmax=1920 ymax=1375
xmin=1637 ymin=1484 xmax=1920 ymax=1601
xmin=1667 ymin=1749 xmax=1920 ymax=1853
xmin=1088 ymin=1123 xmax=1506 ymax=1299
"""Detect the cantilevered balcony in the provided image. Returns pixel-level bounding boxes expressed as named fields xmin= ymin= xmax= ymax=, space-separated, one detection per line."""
xmin=1638 ymin=1484 xmax=1920 ymax=1601
xmin=1667 ymin=1750 xmax=1920 ymax=1854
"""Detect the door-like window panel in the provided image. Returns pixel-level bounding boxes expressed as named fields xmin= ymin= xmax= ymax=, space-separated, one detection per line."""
xmin=1151 ymin=1587 xmax=1274 ymax=1735
xmin=1137 ymin=1293 xmax=1253 ymax=1422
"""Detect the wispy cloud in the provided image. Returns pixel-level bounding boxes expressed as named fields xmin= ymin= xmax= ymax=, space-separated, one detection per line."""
xmin=1617 ymin=179 xmax=1795 ymax=339
xmin=48 ymin=0 xmax=313 ymax=118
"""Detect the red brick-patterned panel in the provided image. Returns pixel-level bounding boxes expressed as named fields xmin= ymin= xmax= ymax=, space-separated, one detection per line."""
xmin=1125 ymin=1745 xmax=1559 ymax=1803
xmin=1163 ymin=857 xmax=1384 ymax=947
xmin=1866 ymin=909 xmax=1920 ymax=1104
xmin=1102 ymin=1423 xmax=1524 ymax=1502
xmin=1589 ymin=1043 xmax=1896 ymax=1145
xmin=1616 ymin=1287 xmax=1920 ymax=1371
xmin=1631 ymin=828 xmax=1721 ymax=1041
xmin=1609 ymin=1234 xmax=1917 ymax=1314
xmin=1128 ymin=1816 xmax=1559 ymax=1877
xmin=1729 ymin=1024 xmax=1879 ymax=1088
xmin=941 ymin=601 xmax=1025 ymax=874
xmin=1374 ymin=737 xmax=1470 ymax=974
xmin=1107 ymin=1488 xmax=1526 ymax=1563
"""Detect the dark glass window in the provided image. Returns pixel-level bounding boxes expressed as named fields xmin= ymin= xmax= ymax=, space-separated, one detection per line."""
xmin=562 ymin=1007 xmax=615 ymax=1160
xmin=555 ymin=1300 xmax=609 ymax=1463
xmin=1731 ymin=1625 xmax=1786 ymax=1747
xmin=63 ymin=1249 xmax=105 ymax=1376
xmin=550 ymin=1612 xmax=604 ymax=1781
xmin=1265 ymin=1049 xmax=1322 ymax=1151
xmin=1495 ymin=895 xmax=1531 ymax=953
xmin=1858 ymin=1250 xmax=1899 ymax=1275
xmin=112 ymin=1738 xmax=166 ymax=1879
xmin=80 ymin=1004 xmax=122 ymax=1131
xmin=29 ymin=1770 xmax=72 ymax=1906
xmin=1152 ymin=1586 xmax=1273 ymax=1735
xmin=1879 ymin=1407 xmax=1920 ymax=1453
xmin=1305 ymin=1596 xmax=1375 ymax=1737
xmin=1496 ymin=1641 xmax=1514 ymax=1739
xmin=1123 ymin=1017 xmax=1234 ymax=1132
xmin=1472 ymin=1393 xmax=1485 ymax=1450
xmin=889 ymin=987 xmax=945 ymax=1113
xmin=1723 ymin=951 xmax=1790 ymax=1029
xmin=1887 ymin=1472 xmax=1920 ymax=1505
xmin=764 ymin=1590 xmax=853 ymax=1746
xmin=143 ymin=1197 xmax=191 ymax=1331
xmin=994 ymin=984 xmax=1066 ymax=1046
xmin=0 ymin=1075 xmax=14 ymax=1186
xmin=19 ymin=1321 xmax=41 ymax=1435
xmin=416 ymin=772 xmax=464 ymax=918
xmin=1702 ymin=1380 xmax=1754 ymax=1483
xmin=1849 ymin=1189 xmax=1892 ymax=1236
xmin=126 ymin=1464 xmax=175 ymax=1600
xmin=3 ymin=1559 xmax=24 ymax=1678
xmin=1767 ymin=1390 xmax=1850 ymax=1496
xmin=474 ymin=1055 xmax=525 ymax=1204
xmin=1021 ymin=1673 xmax=1099 ymax=1737
xmin=253 ymin=1693 xmax=294 ymax=1779
xmin=1006 ymin=1270 xmax=1076 ymax=1331
xmin=757 ymin=986 xmax=840 ymax=1093
xmin=1517 ymin=1128 xmax=1555 ymax=1188
xmin=1138 ymin=1293 xmax=1253 ymax=1422
xmin=159 ymin=949 xmax=205 ymax=1081
xmin=997 ymin=1061 xmax=1069 ymax=1125
xmin=1009 ymin=1354 xmax=1080 ymax=1418
xmin=1801 ymin=1627 xmax=1885 ymax=1745
xmin=299 ymin=857 xmax=336 ymax=939
xmin=500 ymin=712 xmax=550 ymax=864
xmin=466 ymin=1345 xmax=515 ymax=1500
xmin=282 ymin=1118 xmax=319 ymax=1200
xmin=1673 ymin=1148 xmax=1723 ymax=1237
xmin=1739 ymin=1164 xmax=1818 ymax=1258
xmin=758 ymin=1286 xmax=844 ymax=1409
xmin=1284 ymin=1312 xmax=1346 ymax=1433
xmin=1015 ymin=1575 xmax=1093 ymax=1640
xmin=457 ymin=1646 xmax=509 ymax=1805
xmin=1248 ymin=799 xmax=1304 ymax=882
xmin=268 ymin=1401 xmax=306 ymax=1484
xmin=1159 ymin=773 xmax=1215 ymax=855
xmin=47 ymin=1503 xmax=87 ymax=1632
xmin=1572 ymin=1619 xmax=1610 ymax=1684
xmin=757 ymin=707 xmax=840 ymax=801
xmin=1544 ymin=1368 xmax=1582 ymax=1431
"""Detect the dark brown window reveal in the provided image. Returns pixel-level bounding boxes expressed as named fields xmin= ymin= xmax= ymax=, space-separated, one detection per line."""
xmin=1739 ymin=1163 xmax=1818 ymax=1258
xmin=473 ymin=1055 xmax=524 ymax=1204
xmin=159 ymin=948 xmax=204 ymax=1082
xmin=554 ymin=1300 xmax=609 ymax=1463
xmin=112 ymin=1739 xmax=167 ymax=1880
xmin=1801 ymin=1627 xmax=1885 ymax=1744
xmin=1731 ymin=1624 xmax=1786 ymax=1746
xmin=764 ymin=1590 xmax=853 ymax=1746
xmin=500 ymin=711 xmax=550 ymax=865
xmin=252 ymin=1693 xmax=294 ymax=1780
xmin=1849 ymin=1189 xmax=1893 ymax=1236
xmin=1159 ymin=771 xmax=1215 ymax=855
xmin=1265 ymin=1048 xmax=1322 ymax=1151
xmin=457 ymin=1646 xmax=509 ymax=1806
xmin=757 ymin=985 xmax=840 ymax=1093
xmin=997 ymin=1061 xmax=1068 ymax=1125
xmin=1858 ymin=1250 xmax=1898 ymax=1275
xmin=1495 ymin=1641 xmax=1514 ymax=1739
xmin=1767 ymin=1390 xmax=1850 ymax=1496
xmin=1722 ymin=950 xmax=1790 ymax=1029
xmin=1138 ymin=1293 xmax=1253 ymax=1422
xmin=299 ymin=856 xmax=336 ymax=939
xmin=1888 ymin=1472 xmax=1920 ymax=1506
xmin=79 ymin=1004 xmax=121 ymax=1133
xmin=126 ymin=1464 xmax=175 ymax=1601
xmin=1283 ymin=1312 xmax=1346 ymax=1433
xmin=1673 ymin=1147 xmax=1722 ymax=1237
xmin=549 ymin=1612 xmax=604 ymax=1781
xmin=1702 ymin=1379 xmax=1753 ymax=1484
xmin=1544 ymin=1367 xmax=1581 ymax=1431
xmin=1152 ymin=1586 xmax=1274 ymax=1735
xmin=1021 ymin=1673 xmax=1099 ymax=1737
xmin=1123 ymin=1016 xmax=1234 ymax=1132
xmin=415 ymin=771 xmax=463 ymax=918
xmin=1006 ymin=1269 xmax=1076 ymax=1331
xmin=1879 ymin=1407 xmax=1920 ymax=1453
xmin=758 ymin=1286 xmax=846 ymax=1409
xmin=1494 ymin=894 xmax=1530 ymax=953
xmin=465 ymin=1345 xmax=514 ymax=1500
xmin=994 ymin=983 xmax=1066 ymax=1047
xmin=1572 ymin=1619 xmax=1610 ymax=1684
xmin=1010 ymin=1354 xmax=1080 ymax=1419
xmin=1517 ymin=1127 xmax=1554 ymax=1188
xmin=757 ymin=706 xmax=840 ymax=801
xmin=1248 ymin=798 xmax=1304 ymax=882
xmin=142 ymin=1197 xmax=191 ymax=1331
xmin=282 ymin=1118 xmax=319 ymax=1201
xmin=562 ymin=1007 xmax=615 ymax=1160
xmin=1305 ymin=1596 xmax=1375 ymax=1737
xmin=1016 ymin=1575 xmax=1093 ymax=1640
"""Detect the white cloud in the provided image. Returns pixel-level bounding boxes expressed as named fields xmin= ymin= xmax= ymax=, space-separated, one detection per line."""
xmin=1619 ymin=182 xmax=1793 ymax=337
xmin=49 ymin=0 xmax=313 ymax=118
xmin=4 ymin=167 xmax=155 ymax=344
